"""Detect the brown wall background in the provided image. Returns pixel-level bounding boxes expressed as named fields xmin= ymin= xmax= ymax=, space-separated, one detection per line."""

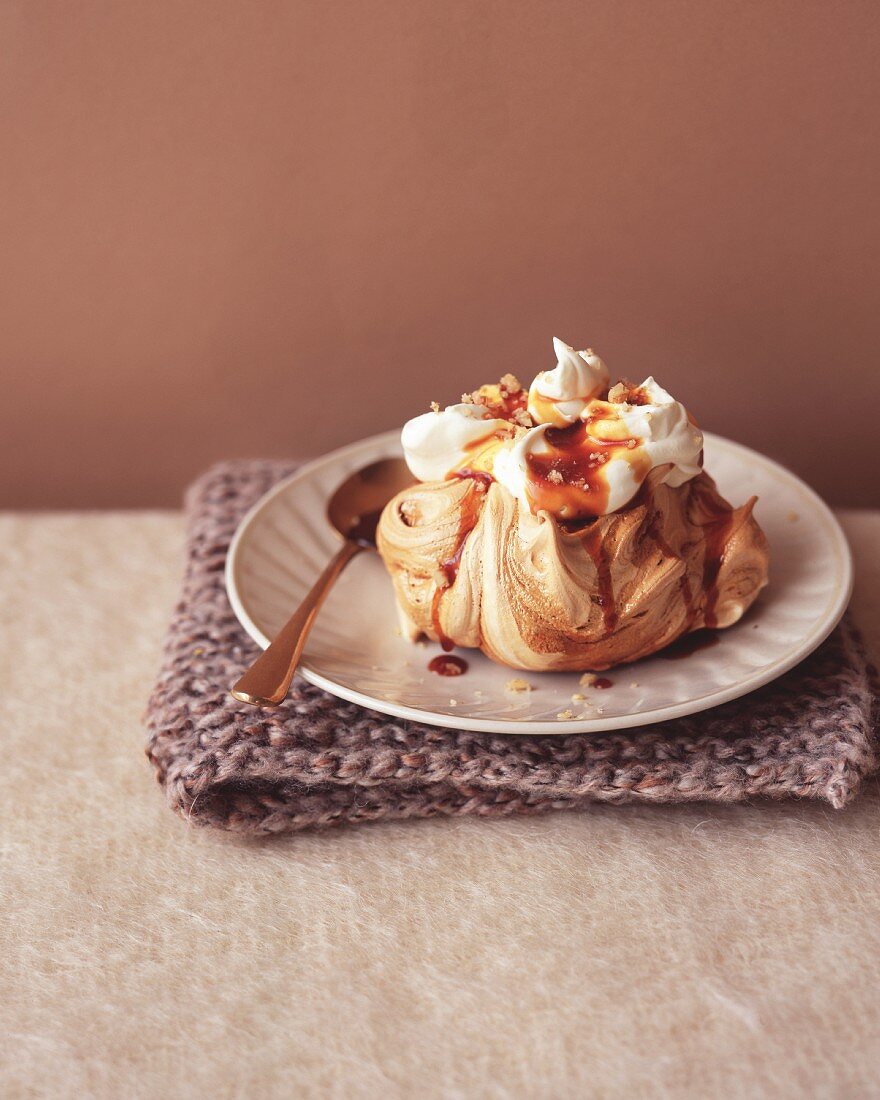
xmin=2 ymin=0 xmax=878 ymax=509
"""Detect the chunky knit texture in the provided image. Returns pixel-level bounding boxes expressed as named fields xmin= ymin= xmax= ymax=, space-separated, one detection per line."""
xmin=145 ymin=461 xmax=878 ymax=834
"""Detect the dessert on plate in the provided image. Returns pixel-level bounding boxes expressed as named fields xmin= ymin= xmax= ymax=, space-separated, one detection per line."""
xmin=377 ymin=338 xmax=769 ymax=671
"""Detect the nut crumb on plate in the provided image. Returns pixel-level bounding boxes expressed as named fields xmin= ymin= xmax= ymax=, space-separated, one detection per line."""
xmin=579 ymin=672 xmax=597 ymax=686
xmin=506 ymin=678 xmax=533 ymax=693
xmin=556 ymin=709 xmax=575 ymax=720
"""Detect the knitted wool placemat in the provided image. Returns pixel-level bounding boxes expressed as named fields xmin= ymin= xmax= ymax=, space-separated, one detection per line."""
xmin=145 ymin=460 xmax=878 ymax=834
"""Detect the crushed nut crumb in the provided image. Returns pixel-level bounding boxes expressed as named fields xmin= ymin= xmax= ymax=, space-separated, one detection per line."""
xmin=430 ymin=401 xmax=440 ymax=413
xmin=556 ymin=709 xmax=575 ymax=720
xmin=512 ymin=408 xmax=533 ymax=428
xmin=579 ymin=672 xmax=597 ymax=686
xmin=449 ymin=699 xmax=458 ymax=706
xmin=608 ymin=382 xmax=627 ymax=403
xmin=460 ymin=391 xmax=476 ymax=404
xmin=506 ymin=678 xmax=533 ymax=693
xmin=571 ymin=692 xmax=586 ymax=702
xmin=499 ymin=373 xmax=522 ymax=394
xmin=546 ymin=468 xmax=564 ymax=484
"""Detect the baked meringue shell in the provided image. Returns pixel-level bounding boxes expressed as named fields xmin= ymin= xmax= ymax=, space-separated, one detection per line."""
xmin=377 ymin=470 xmax=769 ymax=671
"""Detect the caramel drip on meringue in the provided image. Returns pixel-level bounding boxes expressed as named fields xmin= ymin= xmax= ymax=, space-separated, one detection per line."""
xmin=580 ymin=524 xmax=618 ymax=636
xmin=689 ymin=475 xmax=738 ymax=630
xmin=701 ymin=510 xmax=737 ymax=629
xmin=454 ymin=429 xmax=515 ymax=480
xmin=524 ymin=415 xmax=651 ymax=520
xmin=527 ymin=388 xmax=570 ymax=428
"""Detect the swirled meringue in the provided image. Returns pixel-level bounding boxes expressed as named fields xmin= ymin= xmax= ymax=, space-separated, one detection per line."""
xmin=382 ymin=337 xmax=769 ymax=671
xmin=377 ymin=470 xmax=769 ymax=671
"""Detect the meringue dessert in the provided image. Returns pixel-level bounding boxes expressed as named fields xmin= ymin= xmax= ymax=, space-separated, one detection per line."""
xmin=377 ymin=338 xmax=769 ymax=672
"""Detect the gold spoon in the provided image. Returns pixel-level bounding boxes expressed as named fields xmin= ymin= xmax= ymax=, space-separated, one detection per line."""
xmin=230 ymin=456 xmax=413 ymax=708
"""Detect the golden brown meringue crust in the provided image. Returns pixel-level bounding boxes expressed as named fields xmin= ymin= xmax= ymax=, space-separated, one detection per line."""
xmin=377 ymin=470 xmax=770 ymax=672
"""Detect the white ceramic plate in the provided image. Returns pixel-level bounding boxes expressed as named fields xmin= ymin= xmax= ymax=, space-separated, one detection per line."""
xmin=226 ymin=430 xmax=852 ymax=734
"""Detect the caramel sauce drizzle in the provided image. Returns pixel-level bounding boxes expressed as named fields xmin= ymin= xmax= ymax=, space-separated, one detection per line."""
xmin=527 ymin=388 xmax=571 ymax=427
xmin=523 ymin=414 xmax=650 ymax=521
xmin=690 ymin=478 xmax=736 ymax=630
xmin=452 ymin=468 xmax=493 ymax=491
xmin=428 ymin=654 xmax=469 ymax=676
xmin=454 ymin=429 xmax=516 ymax=479
xmin=524 ymin=407 xmax=651 ymax=640
xmin=579 ymin=523 xmax=618 ymax=636
xmin=470 ymin=384 xmax=529 ymax=421
xmin=701 ymin=513 xmax=735 ymax=630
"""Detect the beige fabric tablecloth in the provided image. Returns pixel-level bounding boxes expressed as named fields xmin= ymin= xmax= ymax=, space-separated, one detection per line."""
xmin=2 ymin=510 xmax=879 ymax=1100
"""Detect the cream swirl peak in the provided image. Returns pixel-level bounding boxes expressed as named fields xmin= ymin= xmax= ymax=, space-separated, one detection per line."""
xmin=400 ymin=340 xmax=704 ymax=520
xmin=527 ymin=337 xmax=610 ymax=427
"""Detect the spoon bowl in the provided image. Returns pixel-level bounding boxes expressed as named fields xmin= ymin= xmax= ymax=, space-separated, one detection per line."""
xmin=231 ymin=456 xmax=413 ymax=707
xmin=327 ymin=457 xmax=414 ymax=545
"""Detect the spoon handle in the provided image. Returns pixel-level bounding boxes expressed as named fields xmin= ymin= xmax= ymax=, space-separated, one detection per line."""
xmin=230 ymin=539 xmax=364 ymax=707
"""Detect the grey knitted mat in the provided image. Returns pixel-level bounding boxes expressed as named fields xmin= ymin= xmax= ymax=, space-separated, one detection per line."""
xmin=145 ymin=460 xmax=878 ymax=834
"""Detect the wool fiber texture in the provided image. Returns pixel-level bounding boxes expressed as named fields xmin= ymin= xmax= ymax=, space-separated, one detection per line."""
xmin=145 ymin=461 xmax=878 ymax=834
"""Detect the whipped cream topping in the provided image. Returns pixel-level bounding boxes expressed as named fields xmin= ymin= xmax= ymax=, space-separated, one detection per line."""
xmin=495 ymin=377 xmax=703 ymax=516
xmin=527 ymin=338 xmax=610 ymax=427
xmin=401 ymin=403 xmax=511 ymax=483
xmin=400 ymin=340 xmax=704 ymax=519
xmin=606 ymin=377 xmax=702 ymax=489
